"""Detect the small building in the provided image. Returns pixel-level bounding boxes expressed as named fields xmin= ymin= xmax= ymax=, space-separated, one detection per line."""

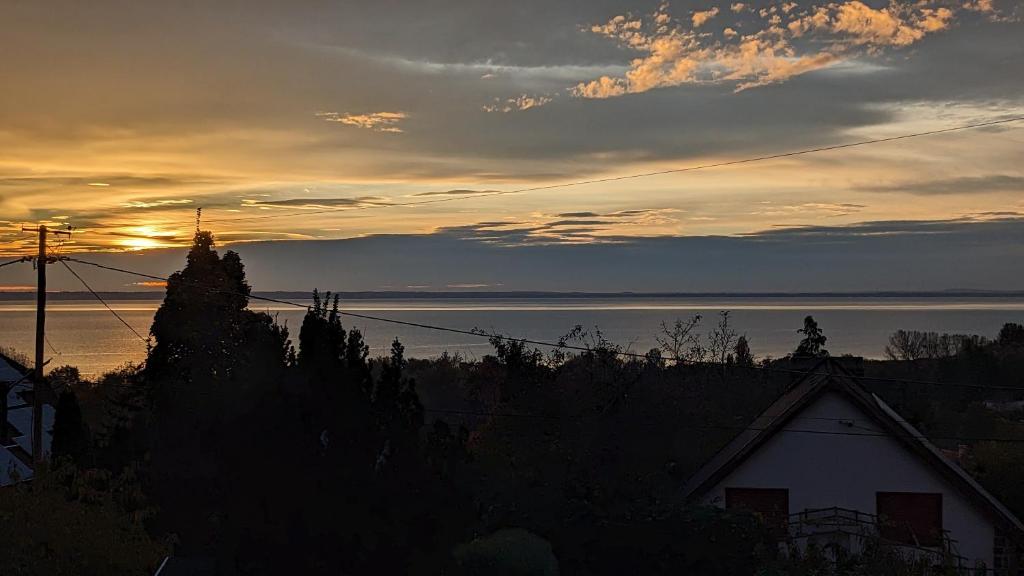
xmin=683 ymin=357 xmax=1024 ymax=573
xmin=0 ymin=351 xmax=54 ymax=486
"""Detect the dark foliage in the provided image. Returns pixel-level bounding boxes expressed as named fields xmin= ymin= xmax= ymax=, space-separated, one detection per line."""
xmin=11 ymin=237 xmax=1024 ymax=575
xmin=794 ymin=315 xmax=828 ymax=357
xmin=51 ymin=389 xmax=90 ymax=467
xmin=144 ymin=231 xmax=291 ymax=555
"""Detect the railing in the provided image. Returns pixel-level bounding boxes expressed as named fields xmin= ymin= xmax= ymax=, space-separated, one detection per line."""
xmin=785 ymin=507 xmax=968 ymax=570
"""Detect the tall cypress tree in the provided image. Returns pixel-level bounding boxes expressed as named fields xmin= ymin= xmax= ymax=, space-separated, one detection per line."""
xmin=145 ymin=230 xmax=290 ymax=554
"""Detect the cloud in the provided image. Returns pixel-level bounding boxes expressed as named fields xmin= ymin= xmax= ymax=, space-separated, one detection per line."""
xmin=227 ymin=215 xmax=1024 ymax=292
xmin=960 ymin=0 xmax=1016 ymax=20
xmin=315 ymin=111 xmax=408 ymax=133
xmin=240 ymin=196 xmax=389 ymax=209
xmin=861 ymin=174 xmax=1024 ymax=195
xmin=434 ymin=207 xmax=681 ymax=245
xmin=805 ymin=2 xmax=955 ymax=47
xmin=738 ymin=215 xmax=1024 ymax=243
xmin=11 ymin=215 xmax=1024 ymax=293
xmin=571 ymin=0 xmax=988 ymax=98
xmin=0 ymin=174 xmax=220 ymax=190
xmin=692 ymin=7 xmax=720 ymax=27
xmin=104 ymin=229 xmax=180 ymax=241
xmin=121 ymin=199 xmax=194 ymax=209
xmin=412 ymin=189 xmax=500 ymax=197
xmin=556 ymin=208 xmax=679 ymax=219
xmin=751 ymin=202 xmax=867 ymax=217
xmin=482 ymin=94 xmax=553 ymax=113
xmin=2 ymin=0 xmax=1022 ymax=259
xmin=446 ymin=282 xmax=501 ymax=289
xmin=963 ymin=0 xmax=994 ymax=12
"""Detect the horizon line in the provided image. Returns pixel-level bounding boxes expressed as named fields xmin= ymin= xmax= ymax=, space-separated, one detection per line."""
xmin=2 ymin=289 xmax=1024 ymax=300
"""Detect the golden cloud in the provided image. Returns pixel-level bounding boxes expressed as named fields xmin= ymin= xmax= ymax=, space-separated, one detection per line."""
xmin=482 ymin=94 xmax=554 ymax=113
xmin=315 ymin=111 xmax=408 ymax=133
xmin=571 ymin=1 xmax=980 ymax=98
xmin=692 ymin=7 xmax=720 ymax=27
xmin=121 ymin=199 xmax=194 ymax=209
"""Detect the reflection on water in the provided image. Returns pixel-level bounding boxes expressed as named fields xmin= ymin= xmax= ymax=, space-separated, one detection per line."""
xmin=1 ymin=297 xmax=1022 ymax=378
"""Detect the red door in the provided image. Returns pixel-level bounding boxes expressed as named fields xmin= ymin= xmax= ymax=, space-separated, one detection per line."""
xmin=725 ymin=487 xmax=789 ymax=537
xmin=876 ymin=492 xmax=943 ymax=546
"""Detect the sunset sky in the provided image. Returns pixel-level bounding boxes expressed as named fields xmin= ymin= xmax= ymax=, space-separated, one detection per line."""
xmin=1 ymin=0 xmax=1022 ymax=291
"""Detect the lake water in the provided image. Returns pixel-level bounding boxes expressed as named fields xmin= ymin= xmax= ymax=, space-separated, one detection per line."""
xmin=1 ymin=296 xmax=1023 ymax=378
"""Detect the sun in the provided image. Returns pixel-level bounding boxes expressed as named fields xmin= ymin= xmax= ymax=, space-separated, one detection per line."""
xmin=116 ymin=225 xmax=179 ymax=251
xmin=120 ymin=237 xmax=163 ymax=251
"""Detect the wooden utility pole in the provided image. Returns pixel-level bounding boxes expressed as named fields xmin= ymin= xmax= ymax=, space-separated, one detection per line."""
xmin=33 ymin=225 xmax=46 ymax=463
xmin=21 ymin=224 xmax=71 ymax=464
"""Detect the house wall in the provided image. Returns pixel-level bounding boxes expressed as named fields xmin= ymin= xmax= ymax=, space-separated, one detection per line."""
xmin=700 ymin=390 xmax=997 ymax=568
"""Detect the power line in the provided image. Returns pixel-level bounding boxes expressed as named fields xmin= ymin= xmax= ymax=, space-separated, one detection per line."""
xmin=419 ymin=407 xmax=1024 ymax=444
xmin=58 ymin=259 xmax=148 ymax=344
xmin=62 ymin=256 xmax=1024 ymax=392
xmin=44 ymin=335 xmax=61 ymax=358
xmin=199 ymin=115 xmax=1024 ymax=225
xmin=0 ymin=256 xmax=31 ymax=269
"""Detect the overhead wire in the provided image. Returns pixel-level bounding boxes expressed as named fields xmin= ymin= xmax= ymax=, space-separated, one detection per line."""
xmin=44 ymin=335 xmax=61 ymax=358
xmin=38 ymin=115 xmax=1024 ymax=251
xmin=197 ymin=115 xmax=1024 ymax=225
xmin=417 ymin=407 xmax=1024 ymax=444
xmin=5 ymin=258 xmax=1017 ymax=444
xmin=5 ymin=118 xmax=1022 ymax=448
xmin=58 ymin=259 xmax=148 ymax=344
xmin=62 ymin=256 xmax=1024 ymax=392
xmin=0 ymin=257 xmax=30 ymax=269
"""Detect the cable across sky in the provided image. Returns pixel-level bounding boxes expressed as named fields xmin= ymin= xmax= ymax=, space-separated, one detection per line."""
xmin=201 ymin=115 xmax=1024 ymax=225
xmin=5 ymin=254 xmax=1023 ymax=443
xmin=59 ymin=256 xmax=1024 ymax=392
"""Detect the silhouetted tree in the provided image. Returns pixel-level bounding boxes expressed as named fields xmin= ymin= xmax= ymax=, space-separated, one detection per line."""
xmin=657 ymin=315 xmax=705 ymax=364
xmin=46 ymin=365 xmax=81 ymax=396
xmin=51 ymin=389 xmax=90 ymax=466
xmin=92 ymin=364 xmax=149 ymax=473
xmin=734 ymin=336 xmax=754 ymax=368
xmin=885 ymin=329 xmax=926 ymax=361
xmin=374 ymin=339 xmax=425 ymax=460
xmin=794 ymin=315 xmax=828 ymax=357
xmin=144 ymin=230 xmax=290 ymax=553
xmin=998 ymin=323 xmax=1024 ymax=347
xmin=709 ymin=311 xmax=738 ymax=365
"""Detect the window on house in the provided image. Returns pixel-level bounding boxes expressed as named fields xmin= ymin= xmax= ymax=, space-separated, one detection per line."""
xmin=876 ymin=492 xmax=943 ymax=547
xmin=725 ymin=487 xmax=789 ymax=537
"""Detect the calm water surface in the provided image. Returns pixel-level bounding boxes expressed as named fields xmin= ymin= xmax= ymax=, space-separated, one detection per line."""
xmin=1 ymin=297 xmax=1022 ymax=377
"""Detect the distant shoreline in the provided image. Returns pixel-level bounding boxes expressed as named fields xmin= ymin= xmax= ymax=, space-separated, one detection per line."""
xmin=2 ymin=290 xmax=1024 ymax=301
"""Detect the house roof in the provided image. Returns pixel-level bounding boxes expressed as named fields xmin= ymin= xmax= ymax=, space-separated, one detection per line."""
xmin=681 ymin=357 xmax=1024 ymax=536
xmin=0 ymin=351 xmax=29 ymax=387
xmin=0 ymin=351 xmax=52 ymax=486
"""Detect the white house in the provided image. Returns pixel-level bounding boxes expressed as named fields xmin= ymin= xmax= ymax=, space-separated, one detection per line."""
xmin=0 ymin=351 xmax=54 ymax=486
xmin=683 ymin=357 xmax=1024 ymax=573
